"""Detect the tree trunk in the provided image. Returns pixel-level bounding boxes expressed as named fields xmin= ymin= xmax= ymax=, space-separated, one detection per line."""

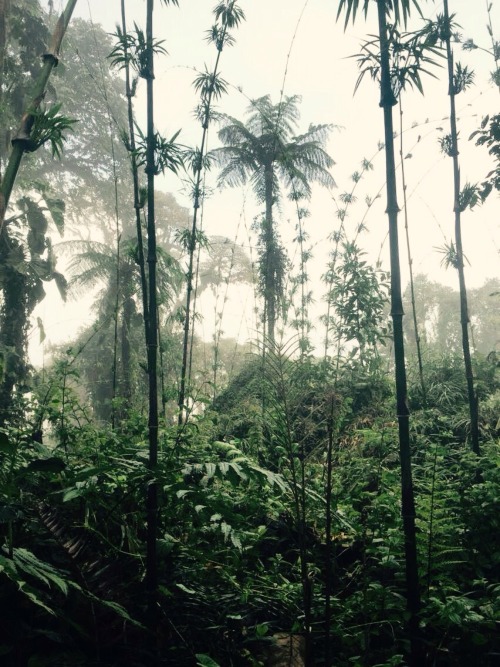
xmin=264 ymin=161 xmax=276 ymax=343
xmin=0 ymin=0 xmax=10 ymax=179
xmin=0 ymin=232 xmax=27 ymax=426
xmin=145 ymin=0 xmax=159 ymax=635
xmin=111 ymin=236 xmax=121 ymax=429
xmin=0 ymin=0 xmax=78 ymax=233
xmin=376 ymin=3 xmax=422 ymax=664
xmin=121 ymin=289 xmax=134 ymax=411
xmin=442 ymin=0 xmax=480 ymax=455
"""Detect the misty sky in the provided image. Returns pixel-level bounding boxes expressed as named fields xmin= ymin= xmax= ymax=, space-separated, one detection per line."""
xmin=34 ymin=0 xmax=500 ymax=358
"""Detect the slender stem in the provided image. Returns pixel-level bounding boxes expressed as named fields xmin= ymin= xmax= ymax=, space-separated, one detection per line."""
xmin=264 ymin=161 xmax=276 ymax=343
xmin=111 ymin=231 xmax=120 ymax=429
xmin=0 ymin=0 xmax=9 ymax=180
xmin=178 ymin=5 xmax=235 ymax=427
xmin=324 ymin=395 xmax=335 ymax=667
xmin=121 ymin=0 xmax=149 ymax=334
xmin=187 ymin=238 xmax=202 ymax=409
xmin=442 ymin=0 xmax=480 ymax=455
xmin=426 ymin=442 xmax=439 ymax=598
xmin=399 ymin=99 xmax=427 ymax=406
xmin=157 ymin=306 xmax=166 ymax=419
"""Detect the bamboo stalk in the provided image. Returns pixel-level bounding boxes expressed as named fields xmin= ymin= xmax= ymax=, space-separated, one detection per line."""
xmin=375 ymin=2 xmax=422 ymax=663
xmin=442 ymin=0 xmax=480 ymax=455
xmin=0 ymin=0 xmax=78 ymax=233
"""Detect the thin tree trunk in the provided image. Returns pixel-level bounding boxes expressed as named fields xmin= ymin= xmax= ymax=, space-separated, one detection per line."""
xmin=178 ymin=9 xmax=233 ymax=427
xmin=0 ymin=233 xmax=27 ymax=425
xmin=376 ymin=3 xmax=422 ymax=664
xmin=0 ymin=1 xmax=7 ymax=93
xmin=157 ymin=306 xmax=167 ymax=419
xmin=324 ymin=395 xmax=336 ymax=667
xmin=145 ymin=0 xmax=159 ymax=635
xmin=177 ymin=215 xmax=197 ymax=427
xmin=120 ymin=0 xmax=149 ymax=333
xmin=0 ymin=0 xmax=10 ymax=179
xmin=0 ymin=0 xmax=78 ymax=233
xmin=264 ymin=162 xmax=276 ymax=343
xmin=111 ymin=235 xmax=121 ymax=429
xmin=399 ymin=99 xmax=427 ymax=406
xmin=121 ymin=285 xmax=133 ymax=410
xmin=442 ymin=0 xmax=480 ymax=455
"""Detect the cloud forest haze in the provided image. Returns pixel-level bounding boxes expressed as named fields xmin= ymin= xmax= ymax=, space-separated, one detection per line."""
xmin=33 ymin=0 xmax=500 ymax=359
xmin=0 ymin=2 xmax=499 ymax=666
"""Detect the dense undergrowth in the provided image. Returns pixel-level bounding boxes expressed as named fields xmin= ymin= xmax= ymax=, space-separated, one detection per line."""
xmin=0 ymin=351 xmax=498 ymax=666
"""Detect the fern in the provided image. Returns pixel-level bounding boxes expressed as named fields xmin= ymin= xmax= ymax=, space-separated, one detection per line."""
xmin=0 ymin=547 xmax=79 ymax=614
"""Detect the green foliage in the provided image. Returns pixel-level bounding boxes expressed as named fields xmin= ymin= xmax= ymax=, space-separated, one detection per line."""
xmin=470 ymin=113 xmax=500 ymax=200
xmin=1 ymin=3 xmax=498 ymax=666
xmin=215 ymin=94 xmax=334 ymax=340
xmin=108 ymin=23 xmax=168 ymax=78
xmin=325 ymin=240 xmax=390 ymax=357
xmin=0 ymin=341 xmax=498 ymax=665
xmin=337 ymin=0 xmax=423 ymax=30
xmin=453 ymin=61 xmax=475 ymax=94
xmin=28 ymin=102 xmax=77 ymax=158
xmin=135 ymin=126 xmax=184 ymax=176
xmin=353 ymin=22 xmax=443 ymax=97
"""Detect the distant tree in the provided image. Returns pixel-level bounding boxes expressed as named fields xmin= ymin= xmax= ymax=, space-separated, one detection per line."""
xmin=65 ymin=237 xmax=181 ymax=420
xmin=215 ymin=94 xmax=335 ymax=342
xmin=0 ymin=192 xmax=67 ymax=424
xmin=326 ymin=240 xmax=390 ymax=366
xmin=404 ymin=275 xmax=500 ymax=359
xmin=0 ymin=1 xmax=74 ymax=424
xmin=35 ymin=16 xmax=130 ymax=236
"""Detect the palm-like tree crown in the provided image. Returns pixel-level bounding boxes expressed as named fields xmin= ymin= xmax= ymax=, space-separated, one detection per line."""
xmin=215 ymin=95 xmax=335 ymax=203
xmin=214 ymin=95 xmax=335 ymax=342
xmin=65 ymin=238 xmax=180 ymax=312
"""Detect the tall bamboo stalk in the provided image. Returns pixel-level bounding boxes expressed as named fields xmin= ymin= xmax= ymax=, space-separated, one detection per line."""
xmin=375 ymin=2 xmax=422 ymax=662
xmin=442 ymin=0 xmax=480 ymax=455
xmin=0 ymin=0 xmax=78 ymax=232
xmin=145 ymin=0 xmax=159 ymax=629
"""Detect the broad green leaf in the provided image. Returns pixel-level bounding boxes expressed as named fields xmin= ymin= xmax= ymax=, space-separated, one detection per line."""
xmin=44 ymin=196 xmax=65 ymax=236
xmin=177 ymin=583 xmax=197 ymax=595
xmin=196 ymin=654 xmax=221 ymax=667
xmin=63 ymin=487 xmax=85 ymax=502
